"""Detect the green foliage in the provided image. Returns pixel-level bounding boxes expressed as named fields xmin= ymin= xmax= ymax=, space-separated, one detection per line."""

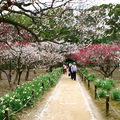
xmin=5 ymin=13 xmax=31 ymax=27
xmin=105 ymin=78 xmax=115 ymax=87
xmin=105 ymin=4 xmax=120 ymax=41
xmin=102 ymin=82 xmax=113 ymax=91
xmin=111 ymin=89 xmax=120 ymax=101
xmin=80 ymin=68 xmax=88 ymax=75
xmin=97 ymin=89 xmax=108 ymax=98
xmin=95 ymin=78 xmax=102 ymax=87
xmin=84 ymin=3 xmax=120 ymax=44
xmin=0 ymin=61 xmax=16 ymax=70
xmin=0 ymin=60 xmax=26 ymax=70
xmin=86 ymin=73 xmax=96 ymax=81
xmin=0 ymin=68 xmax=62 ymax=120
xmin=92 ymin=34 xmax=119 ymax=44
xmin=95 ymin=78 xmax=115 ymax=91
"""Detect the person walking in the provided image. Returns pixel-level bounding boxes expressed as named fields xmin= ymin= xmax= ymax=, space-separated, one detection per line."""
xmin=71 ymin=62 xmax=77 ymax=80
xmin=68 ymin=63 xmax=72 ymax=77
xmin=63 ymin=64 xmax=67 ymax=74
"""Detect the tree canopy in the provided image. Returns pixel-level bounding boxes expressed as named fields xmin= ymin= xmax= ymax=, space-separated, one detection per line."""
xmin=69 ymin=44 xmax=120 ymax=77
xmin=77 ymin=3 xmax=120 ymax=44
xmin=0 ymin=0 xmax=82 ymax=43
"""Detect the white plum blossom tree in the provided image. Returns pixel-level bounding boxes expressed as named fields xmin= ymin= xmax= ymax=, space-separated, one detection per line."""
xmin=0 ymin=42 xmax=40 ymax=87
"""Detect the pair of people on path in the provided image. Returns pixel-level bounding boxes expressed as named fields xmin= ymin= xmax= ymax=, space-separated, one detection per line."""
xmin=69 ymin=62 xmax=77 ymax=80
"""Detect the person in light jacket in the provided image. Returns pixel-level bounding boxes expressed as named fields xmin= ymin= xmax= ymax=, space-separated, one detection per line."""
xmin=71 ymin=62 xmax=77 ymax=80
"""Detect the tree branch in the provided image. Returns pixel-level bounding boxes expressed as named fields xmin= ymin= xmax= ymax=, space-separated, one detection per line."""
xmin=0 ymin=18 xmax=38 ymax=41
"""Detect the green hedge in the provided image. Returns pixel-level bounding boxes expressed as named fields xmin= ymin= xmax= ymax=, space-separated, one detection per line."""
xmin=0 ymin=68 xmax=62 ymax=120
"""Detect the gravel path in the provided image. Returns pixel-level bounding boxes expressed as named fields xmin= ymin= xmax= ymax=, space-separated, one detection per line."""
xmin=19 ymin=74 xmax=104 ymax=120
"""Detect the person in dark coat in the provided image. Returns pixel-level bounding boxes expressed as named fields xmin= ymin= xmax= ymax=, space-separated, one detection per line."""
xmin=68 ymin=63 xmax=72 ymax=77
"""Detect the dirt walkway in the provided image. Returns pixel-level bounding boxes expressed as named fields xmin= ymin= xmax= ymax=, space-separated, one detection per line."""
xmin=19 ymin=74 xmax=104 ymax=120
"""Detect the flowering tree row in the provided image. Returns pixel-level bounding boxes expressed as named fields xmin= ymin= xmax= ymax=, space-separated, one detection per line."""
xmin=0 ymin=40 xmax=81 ymax=90
xmin=0 ymin=42 xmax=39 ymax=89
xmin=69 ymin=44 xmax=120 ymax=78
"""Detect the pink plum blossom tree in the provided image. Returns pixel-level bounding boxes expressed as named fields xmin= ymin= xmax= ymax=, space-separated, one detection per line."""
xmin=69 ymin=44 xmax=120 ymax=78
xmin=0 ymin=23 xmax=33 ymax=43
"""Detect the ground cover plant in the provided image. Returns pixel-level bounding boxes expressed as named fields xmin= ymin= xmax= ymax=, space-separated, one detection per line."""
xmin=80 ymin=68 xmax=88 ymax=75
xmin=111 ymin=89 xmax=120 ymax=101
xmin=79 ymin=67 xmax=120 ymax=120
xmin=86 ymin=73 xmax=96 ymax=82
xmin=0 ymin=68 xmax=62 ymax=120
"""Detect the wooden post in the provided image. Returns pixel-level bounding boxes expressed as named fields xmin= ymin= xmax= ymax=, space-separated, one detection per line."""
xmin=106 ymin=95 xmax=109 ymax=116
xmin=49 ymin=78 xmax=50 ymax=82
xmin=32 ymin=90 xmax=35 ymax=100
xmin=81 ymin=73 xmax=83 ymax=81
xmin=88 ymin=80 xmax=90 ymax=89
xmin=95 ymin=85 xmax=97 ymax=99
xmin=84 ymin=76 xmax=86 ymax=82
xmin=82 ymin=74 xmax=83 ymax=81
xmin=42 ymin=83 xmax=44 ymax=89
xmin=79 ymin=70 xmax=81 ymax=77
xmin=5 ymin=109 xmax=10 ymax=120
xmin=80 ymin=72 xmax=82 ymax=78
xmin=49 ymin=78 xmax=51 ymax=85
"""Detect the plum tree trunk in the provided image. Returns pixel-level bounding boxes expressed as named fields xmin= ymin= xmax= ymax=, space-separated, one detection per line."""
xmin=25 ymin=67 xmax=30 ymax=81
xmin=0 ymin=71 xmax=3 ymax=80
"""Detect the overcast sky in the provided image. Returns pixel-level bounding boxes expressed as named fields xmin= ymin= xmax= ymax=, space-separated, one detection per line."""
xmin=43 ymin=0 xmax=120 ymax=4
xmin=25 ymin=0 xmax=120 ymax=12
xmin=95 ymin=0 xmax=120 ymax=4
xmin=87 ymin=0 xmax=120 ymax=6
xmin=79 ymin=0 xmax=120 ymax=9
xmin=42 ymin=0 xmax=120 ymax=9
